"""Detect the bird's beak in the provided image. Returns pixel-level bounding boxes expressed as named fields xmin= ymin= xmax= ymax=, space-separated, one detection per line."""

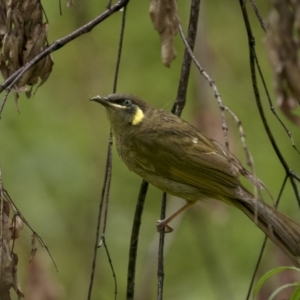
xmin=90 ymin=96 xmax=110 ymax=107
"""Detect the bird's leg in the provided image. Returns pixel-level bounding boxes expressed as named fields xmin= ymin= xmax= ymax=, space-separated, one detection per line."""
xmin=157 ymin=201 xmax=196 ymax=233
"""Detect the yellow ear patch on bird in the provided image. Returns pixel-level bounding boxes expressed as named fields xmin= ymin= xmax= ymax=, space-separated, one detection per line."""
xmin=131 ymin=107 xmax=144 ymax=125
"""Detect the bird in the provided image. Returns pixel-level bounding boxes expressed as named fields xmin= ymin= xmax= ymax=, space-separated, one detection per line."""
xmin=91 ymin=93 xmax=300 ymax=267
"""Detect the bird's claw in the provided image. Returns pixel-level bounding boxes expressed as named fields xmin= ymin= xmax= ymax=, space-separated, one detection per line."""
xmin=157 ymin=220 xmax=174 ymax=233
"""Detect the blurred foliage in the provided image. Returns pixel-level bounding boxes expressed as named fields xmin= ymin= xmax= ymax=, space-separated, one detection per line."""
xmin=253 ymin=266 xmax=300 ymax=299
xmin=1 ymin=1 xmax=300 ymax=300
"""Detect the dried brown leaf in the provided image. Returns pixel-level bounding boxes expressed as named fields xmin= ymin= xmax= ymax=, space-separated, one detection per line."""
xmin=12 ymin=253 xmax=24 ymax=299
xmin=23 ymin=23 xmax=44 ymax=63
xmin=0 ymin=7 xmax=7 ymax=44
xmin=29 ymin=233 xmax=37 ymax=262
xmin=18 ymin=22 xmax=45 ymax=88
xmin=35 ymin=54 xmax=53 ymax=89
xmin=10 ymin=215 xmax=24 ymax=239
xmin=11 ymin=8 xmax=24 ymax=64
xmin=0 ymin=0 xmax=52 ymax=105
xmin=0 ymin=60 xmax=9 ymax=79
xmin=265 ymin=2 xmax=300 ymax=126
xmin=0 ymin=200 xmax=14 ymax=300
xmin=66 ymin=0 xmax=74 ymax=8
xmin=21 ymin=0 xmax=41 ymax=24
xmin=149 ymin=0 xmax=179 ymax=67
xmin=29 ymin=53 xmax=53 ymax=98
xmin=278 ymin=95 xmax=300 ymax=126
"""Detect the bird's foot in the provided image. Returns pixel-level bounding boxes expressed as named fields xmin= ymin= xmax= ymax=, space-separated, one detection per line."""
xmin=157 ymin=220 xmax=174 ymax=233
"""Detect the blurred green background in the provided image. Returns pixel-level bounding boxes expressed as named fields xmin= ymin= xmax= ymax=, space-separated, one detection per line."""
xmin=1 ymin=1 xmax=300 ymax=299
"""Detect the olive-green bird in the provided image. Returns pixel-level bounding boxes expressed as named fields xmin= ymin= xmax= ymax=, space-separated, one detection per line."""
xmin=91 ymin=93 xmax=300 ymax=267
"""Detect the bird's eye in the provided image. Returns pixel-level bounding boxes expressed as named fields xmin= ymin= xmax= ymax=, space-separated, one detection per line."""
xmin=123 ymin=99 xmax=132 ymax=106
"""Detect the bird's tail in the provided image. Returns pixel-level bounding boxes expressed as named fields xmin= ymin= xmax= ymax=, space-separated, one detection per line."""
xmin=232 ymin=189 xmax=300 ymax=267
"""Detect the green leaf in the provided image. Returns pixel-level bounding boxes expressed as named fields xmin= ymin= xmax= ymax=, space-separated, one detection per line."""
xmin=269 ymin=283 xmax=300 ymax=300
xmin=290 ymin=284 xmax=300 ymax=300
xmin=253 ymin=266 xmax=300 ymax=299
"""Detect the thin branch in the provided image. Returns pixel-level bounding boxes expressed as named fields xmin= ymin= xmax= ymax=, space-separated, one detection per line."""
xmin=0 ymin=0 xmax=129 ymax=117
xmin=157 ymin=192 xmax=167 ymax=300
xmin=2 ymin=189 xmax=57 ymax=270
xmin=239 ymin=0 xmax=300 ymax=207
xmin=112 ymin=5 xmax=127 ymax=95
xmin=177 ymin=24 xmax=229 ymax=160
xmin=239 ymin=1 xmax=300 ymax=297
xmin=87 ymin=131 xmax=114 ymax=300
xmin=253 ymin=51 xmax=300 ymax=156
xmin=103 ymin=237 xmax=118 ymax=300
xmin=88 ymin=4 xmax=128 ymax=300
xmin=178 ymin=21 xmax=261 ymax=200
xmin=249 ymin=0 xmax=267 ymax=32
xmin=98 ymin=131 xmax=114 ymax=243
xmin=126 ymin=180 xmax=149 ymax=300
xmin=172 ymin=0 xmax=201 ymax=116
xmin=157 ymin=0 xmax=200 ymax=298
xmin=99 ymin=2 xmax=128 ymax=244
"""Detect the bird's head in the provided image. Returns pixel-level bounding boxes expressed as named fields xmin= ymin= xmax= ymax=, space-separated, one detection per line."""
xmin=91 ymin=93 xmax=150 ymax=135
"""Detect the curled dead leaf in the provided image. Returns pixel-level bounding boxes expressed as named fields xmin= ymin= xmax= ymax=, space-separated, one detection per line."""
xmin=277 ymin=94 xmax=300 ymax=126
xmin=0 ymin=0 xmax=53 ymax=110
xmin=265 ymin=2 xmax=300 ymax=126
xmin=0 ymin=199 xmax=22 ymax=300
xmin=10 ymin=214 xmax=24 ymax=239
xmin=29 ymin=233 xmax=37 ymax=262
xmin=149 ymin=0 xmax=179 ymax=67
xmin=67 ymin=0 xmax=74 ymax=7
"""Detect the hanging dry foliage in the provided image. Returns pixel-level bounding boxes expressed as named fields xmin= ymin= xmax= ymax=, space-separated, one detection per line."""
xmin=66 ymin=0 xmax=74 ymax=8
xmin=0 ymin=199 xmax=24 ymax=300
xmin=149 ymin=0 xmax=179 ymax=67
xmin=0 ymin=0 xmax=53 ymax=100
xmin=265 ymin=1 xmax=300 ymax=127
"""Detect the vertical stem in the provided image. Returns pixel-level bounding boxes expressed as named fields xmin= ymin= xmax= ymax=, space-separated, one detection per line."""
xmin=157 ymin=1 xmax=201 ymax=300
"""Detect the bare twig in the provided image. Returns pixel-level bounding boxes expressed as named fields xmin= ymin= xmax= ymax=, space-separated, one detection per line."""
xmin=103 ymin=237 xmax=118 ymax=300
xmin=253 ymin=48 xmax=300 ymax=156
xmin=99 ymin=1 xmax=128 ymax=245
xmin=172 ymin=3 xmax=200 ymax=116
xmin=239 ymin=1 xmax=300 ymax=205
xmin=87 ymin=131 xmax=113 ymax=300
xmin=157 ymin=192 xmax=167 ymax=300
xmin=156 ymin=0 xmax=200 ymax=298
xmin=136 ymin=197 xmax=184 ymax=299
xmin=177 ymin=25 xmax=229 ymax=159
xmin=249 ymin=0 xmax=267 ymax=32
xmin=98 ymin=132 xmax=114 ymax=245
xmin=88 ymin=4 xmax=128 ymax=300
xmin=239 ymin=1 xmax=300 ymax=297
xmin=126 ymin=180 xmax=149 ymax=300
xmin=0 ymin=0 xmax=129 ymax=118
xmin=178 ymin=22 xmax=261 ymax=201
xmin=3 ymin=189 xmax=57 ymax=270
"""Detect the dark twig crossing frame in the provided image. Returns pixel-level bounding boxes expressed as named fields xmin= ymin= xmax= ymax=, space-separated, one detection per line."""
xmin=87 ymin=4 xmax=129 ymax=300
xmin=239 ymin=1 xmax=300 ymax=298
xmin=0 ymin=0 xmax=129 ymax=118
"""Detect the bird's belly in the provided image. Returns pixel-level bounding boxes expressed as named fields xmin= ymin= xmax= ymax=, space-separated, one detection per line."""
xmin=133 ymin=168 xmax=206 ymax=202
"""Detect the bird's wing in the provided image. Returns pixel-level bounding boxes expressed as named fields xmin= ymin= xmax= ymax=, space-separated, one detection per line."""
xmin=212 ymin=140 xmax=266 ymax=191
xmin=131 ymin=116 xmax=241 ymax=198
